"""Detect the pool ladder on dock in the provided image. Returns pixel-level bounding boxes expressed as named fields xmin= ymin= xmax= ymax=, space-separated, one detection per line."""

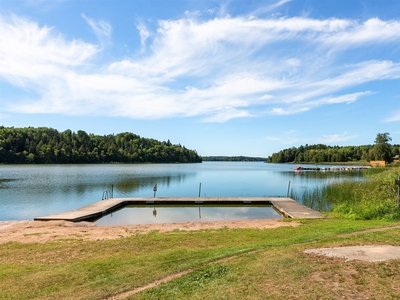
xmin=102 ymin=185 xmax=114 ymax=200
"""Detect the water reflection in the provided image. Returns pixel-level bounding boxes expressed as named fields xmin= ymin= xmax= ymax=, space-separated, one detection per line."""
xmin=0 ymin=164 xmax=195 ymax=220
xmin=0 ymin=179 xmax=19 ymax=188
xmin=95 ymin=205 xmax=282 ymax=226
xmin=288 ymin=170 xmax=366 ymax=179
xmin=114 ymin=174 xmax=193 ymax=195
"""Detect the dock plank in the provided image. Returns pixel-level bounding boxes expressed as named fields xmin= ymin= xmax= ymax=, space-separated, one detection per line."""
xmin=271 ymin=199 xmax=324 ymax=219
xmin=34 ymin=199 xmax=127 ymax=222
xmin=34 ymin=197 xmax=324 ymax=222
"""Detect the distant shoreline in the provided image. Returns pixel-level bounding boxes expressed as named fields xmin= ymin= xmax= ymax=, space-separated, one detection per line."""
xmin=202 ymin=156 xmax=266 ymax=162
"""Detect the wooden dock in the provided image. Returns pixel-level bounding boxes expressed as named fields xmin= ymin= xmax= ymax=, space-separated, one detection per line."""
xmin=294 ymin=166 xmax=368 ymax=171
xmin=34 ymin=197 xmax=324 ymax=222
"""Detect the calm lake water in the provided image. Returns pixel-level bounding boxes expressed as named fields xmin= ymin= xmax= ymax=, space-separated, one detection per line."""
xmin=0 ymin=162 xmax=366 ymax=223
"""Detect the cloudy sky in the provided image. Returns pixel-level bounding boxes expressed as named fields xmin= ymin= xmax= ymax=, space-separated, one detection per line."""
xmin=1 ymin=0 xmax=399 ymax=157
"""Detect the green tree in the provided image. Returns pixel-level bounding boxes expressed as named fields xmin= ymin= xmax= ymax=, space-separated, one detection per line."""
xmin=373 ymin=133 xmax=393 ymax=163
xmin=0 ymin=126 xmax=202 ymax=164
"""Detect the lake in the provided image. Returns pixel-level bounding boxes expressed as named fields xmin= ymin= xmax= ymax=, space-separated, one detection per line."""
xmin=0 ymin=162 xmax=366 ymax=223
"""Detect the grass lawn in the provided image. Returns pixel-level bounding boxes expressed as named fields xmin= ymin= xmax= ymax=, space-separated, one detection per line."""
xmin=1 ymin=218 xmax=399 ymax=299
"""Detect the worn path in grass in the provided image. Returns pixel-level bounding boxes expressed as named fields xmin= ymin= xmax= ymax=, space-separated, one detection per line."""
xmin=104 ymin=224 xmax=400 ymax=300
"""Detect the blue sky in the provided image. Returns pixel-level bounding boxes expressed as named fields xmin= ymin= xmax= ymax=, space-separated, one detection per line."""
xmin=0 ymin=0 xmax=399 ymax=157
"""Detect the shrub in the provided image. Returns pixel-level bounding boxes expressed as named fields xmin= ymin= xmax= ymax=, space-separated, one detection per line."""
xmin=292 ymin=167 xmax=400 ymax=220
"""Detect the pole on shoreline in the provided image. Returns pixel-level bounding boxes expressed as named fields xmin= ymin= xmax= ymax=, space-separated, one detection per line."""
xmin=287 ymin=181 xmax=291 ymax=197
xmin=153 ymin=184 xmax=157 ymax=198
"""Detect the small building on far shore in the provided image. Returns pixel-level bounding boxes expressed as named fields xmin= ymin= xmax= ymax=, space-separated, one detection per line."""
xmin=370 ymin=160 xmax=386 ymax=167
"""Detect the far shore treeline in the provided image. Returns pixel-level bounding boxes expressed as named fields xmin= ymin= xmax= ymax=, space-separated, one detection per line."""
xmin=202 ymin=156 xmax=266 ymax=162
xmin=0 ymin=126 xmax=202 ymax=164
xmin=266 ymin=136 xmax=399 ymax=164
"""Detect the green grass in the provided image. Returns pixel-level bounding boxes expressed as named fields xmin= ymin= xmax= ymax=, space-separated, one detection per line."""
xmin=291 ymin=166 xmax=400 ymax=220
xmin=1 ymin=219 xmax=399 ymax=299
xmin=132 ymin=227 xmax=400 ymax=300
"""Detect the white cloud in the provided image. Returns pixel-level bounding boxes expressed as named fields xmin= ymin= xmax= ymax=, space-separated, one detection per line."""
xmin=323 ymin=18 xmax=400 ymax=49
xmin=265 ymin=136 xmax=281 ymax=141
xmin=0 ymin=14 xmax=97 ymax=89
xmin=202 ymin=107 xmax=254 ymax=123
xmin=81 ymin=14 xmax=112 ymax=47
xmin=269 ymin=91 xmax=370 ymax=116
xmin=1 ymin=11 xmax=400 ymax=122
xmin=384 ymin=110 xmax=400 ymax=122
xmin=300 ymin=91 xmax=373 ymax=110
xmin=325 ymin=61 xmax=400 ymax=86
xmin=318 ymin=92 xmax=372 ymax=104
xmin=269 ymin=107 xmax=293 ymax=115
xmin=136 ymin=21 xmax=150 ymax=53
xmin=266 ymin=130 xmax=356 ymax=145
xmin=249 ymin=0 xmax=291 ymax=17
xmin=316 ymin=131 xmax=356 ymax=144
xmin=286 ymin=58 xmax=301 ymax=67
xmin=265 ymin=130 xmax=301 ymax=144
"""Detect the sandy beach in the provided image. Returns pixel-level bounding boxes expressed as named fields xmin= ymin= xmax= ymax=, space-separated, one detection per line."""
xmin=0 ymin=219 xmax=300 ymax=243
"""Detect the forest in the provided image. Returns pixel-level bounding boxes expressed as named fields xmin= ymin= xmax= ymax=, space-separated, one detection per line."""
xmin=266 ymin=141 xmax=400 ymax=164
xmin=0 ymin=126 xmax=202 ymax=164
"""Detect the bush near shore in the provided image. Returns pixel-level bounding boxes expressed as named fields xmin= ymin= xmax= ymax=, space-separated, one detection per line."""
xmin=291 ymin=167 xmax=400 ymax=220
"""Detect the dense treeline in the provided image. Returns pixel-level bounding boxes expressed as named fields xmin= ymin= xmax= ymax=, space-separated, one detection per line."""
xmin=0 ymin=126 xmax=202 ymax=164
xmin=266 ymin=143 xmax=400 ymax=164
xmin=202 ymin=156 xmax=266 ymax=161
